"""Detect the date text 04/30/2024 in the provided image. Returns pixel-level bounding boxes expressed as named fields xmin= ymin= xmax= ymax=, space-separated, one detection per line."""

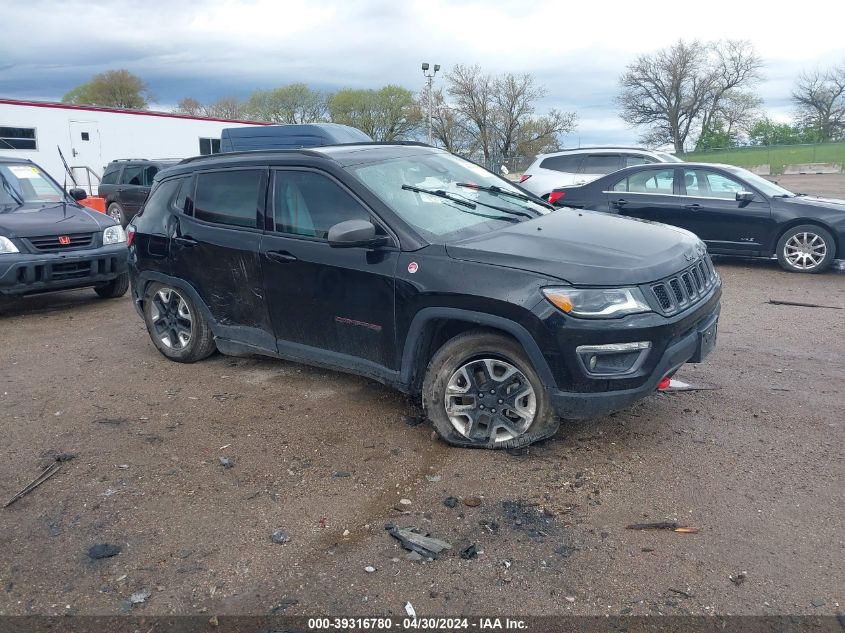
xmin=307 ymin=617 xmax=528 ymax=630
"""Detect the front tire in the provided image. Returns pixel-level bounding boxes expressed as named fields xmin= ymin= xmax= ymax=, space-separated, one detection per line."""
xmin=422 ymin=330 xmax=559 ymax=449
xmin=776 ymin=224 xmax=836 ymax=273
xmin=142 ymin=283 xmax=216 ymax=363
xmin=107 ymin=203 xmax=126 ymax=226
xmin=94 ymin=272 xmax=129 ymax=298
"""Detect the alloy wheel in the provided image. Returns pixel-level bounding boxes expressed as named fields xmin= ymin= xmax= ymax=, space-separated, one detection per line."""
xmin=444 ymin=358 xmax=536 ymax=443
xmin=784 ymin=232 xmax=827 ymax=270
xmin=108 ymin=207 xmax=122 ymax=222
xmin=150 ymin=288 xmax=192 ymax=350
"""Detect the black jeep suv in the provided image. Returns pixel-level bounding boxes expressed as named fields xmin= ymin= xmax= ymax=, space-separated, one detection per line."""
xmin=127 ymin=144 xmax=721 ymax=449
xmin=1 ymin=157 xmax=129 ymax=299
xmin=99 ymin=158 xmax=180 ymax=226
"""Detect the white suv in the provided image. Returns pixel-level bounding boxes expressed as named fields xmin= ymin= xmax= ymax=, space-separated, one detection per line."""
xmin=519 ymin=147 xmax=680 ymax=198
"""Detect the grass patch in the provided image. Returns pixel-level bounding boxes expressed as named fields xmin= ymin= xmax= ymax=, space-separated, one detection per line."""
xmin=683 ymin=142 xmax=845 ymax=175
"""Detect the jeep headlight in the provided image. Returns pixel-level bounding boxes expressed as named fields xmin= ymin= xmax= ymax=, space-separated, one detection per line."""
xmin=0 ymin=236 xmax=19 ymax=254
xmin=103 ymin=225 xmax=127 ymax=245
xmin=543 ymin=287 xmax=651 ymax=319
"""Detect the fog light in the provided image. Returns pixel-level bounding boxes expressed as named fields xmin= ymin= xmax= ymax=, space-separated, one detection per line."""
xmin=576 ymin=341 xmax=651 ymax=377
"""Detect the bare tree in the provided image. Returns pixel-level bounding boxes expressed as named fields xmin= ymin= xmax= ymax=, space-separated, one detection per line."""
xmin=617 ymin=40 xmax=762 ymax=152
xmin=698 ymin=40 xmax=763 ymax=140
xmin=446 ymin=65 xmax=498 ymax=166
xmin=418 ymin=85 xmax=476 ymax=155
xmin=204 ymin=97 xmax=247 ymax=120
xmin=792 ymin=64 xmax=845 ymax=141
xmin=174 ymin=97 xmax=206 ymax=117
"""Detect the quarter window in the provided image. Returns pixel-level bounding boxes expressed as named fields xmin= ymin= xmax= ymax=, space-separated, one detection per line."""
xmin=684 ymin=169 xmax=745 ymax=199
xmin=624 ymin=155 xmax=658 ymax=167
xmin=0 ymin=126 xmax=37 ymax=150
xmin=195 ymin=170 xmax=262 ymax=228
xmin=141 ymin=178 xmax=182 ymax=220
xmin=613 ymin=169 xmax=675 ymax=194
xmin=100 ymin=168 xmax=120 ymax=185
xmin=539 ymin=154 xmax=584 ymax=173
xmin=273 ymin=170 xmax=370 ymax=239
xmin=582 ymin=154 xmax=622 ymax=174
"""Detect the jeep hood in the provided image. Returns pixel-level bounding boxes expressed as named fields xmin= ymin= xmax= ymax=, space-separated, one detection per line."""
xmin=446 ymin=209 xmax=703 ymax=285
xmin=0 ymin=202 xmax=112 ymax=238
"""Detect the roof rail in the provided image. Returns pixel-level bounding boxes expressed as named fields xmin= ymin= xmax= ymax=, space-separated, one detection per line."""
xmin=177 ymin=141 xmax=436 ymax=165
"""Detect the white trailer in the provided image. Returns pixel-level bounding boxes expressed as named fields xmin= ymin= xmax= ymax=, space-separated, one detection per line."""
xmin=0 ymin=98 xmax=267 ymax=193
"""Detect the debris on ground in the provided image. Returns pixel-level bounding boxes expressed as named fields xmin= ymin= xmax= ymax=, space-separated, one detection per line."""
xmin=659 ymin=379 xmax=719 ymax=392
xmin=399 ymin=498 xmax=412 ymax=506
xmin=387 ymin=525 xmax=452 ymax=559
xmin=668 ymin=587 xmax=694 ymax=598
xmin=460 ymin=543 xmax=478 ymax=559
xmin=626 ymin=521 xmax=699 ymax=533
xmin=4 ymin=461 xmax=62 ymax=508
xmin=426 ymin=475 xmax=442 ymax=482
xmin=463 ymin=496 xmax=482 ymax=507
xmin=128 ymin=589 xmax=150 ymax=605
xmin=767 ymin=299 xmax=842 ymax=310
xmin=271 ymin=529 xmax=290 ymax=544
xmin=319 ymin=516 xmax=328 ymax=528
xmin=218 ymin=457 xmax=234 ymax=469
xmin=405 ymin=602 xmax=416 ymax=618
xmin=332 ymin=471 xmax=351 ymax=478
xmin=443 ymin=496 xmax=458 ymax=508
xmin=364 ymin=565 xmax=376 ymax=573
xmin=729 ymin=572 xmax=747 ymax=586
xmin=88 ymin=544 xmax=122 ymax=560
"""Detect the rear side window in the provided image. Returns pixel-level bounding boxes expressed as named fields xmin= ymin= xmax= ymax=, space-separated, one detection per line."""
xmin=142 ymin=166 xmax=159 ymax=185
xmin=121 ymin=165 xmax=145 ymax=185
xmin=273 ymin=170 xmax=370 ymax=239
xmin=582 ymin=154 xmax=622 ymax=174
xmin=539 ymin=154 xmax=584 ymax=173
xmin=194 ymin=170 xmax=262 ymax=228
xmin=100 ymin=168 xmax=120 ymax=185
xmin=613 ymin=169 xmax=675 ymax=194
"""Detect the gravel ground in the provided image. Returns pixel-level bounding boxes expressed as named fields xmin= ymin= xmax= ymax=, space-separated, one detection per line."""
xmin=1 ymin=185 xmax=843 ymax=618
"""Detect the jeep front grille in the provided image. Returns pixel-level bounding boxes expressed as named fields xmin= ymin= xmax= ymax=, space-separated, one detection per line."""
xmin=648 ymin=254 xmax=718 ymax=316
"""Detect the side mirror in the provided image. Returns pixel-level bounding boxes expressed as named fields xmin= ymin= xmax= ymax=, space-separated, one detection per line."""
xmin=735 ymin=191 xmax=754 ymax=203
xmin=69 ymin=188 xmax=87 ymax=201
xmin=327 ymin=219 xmax=387 ymax=248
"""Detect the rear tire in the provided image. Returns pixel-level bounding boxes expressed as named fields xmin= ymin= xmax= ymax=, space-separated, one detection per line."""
xmin=94 ymin=272 xmax=129 ymax=298
xmin=776 ymin=224 xmax=836 ymax=273
xmin=107 ymin=203 xmax=126 ymax=226
xmin=142 ymin=282 xmax=216 ymax=363
xmin=422 ymin=330 xmax=559 ymax=449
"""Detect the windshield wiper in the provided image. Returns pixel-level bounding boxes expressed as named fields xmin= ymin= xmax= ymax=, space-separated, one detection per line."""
xmin=455 ymin=183 xmax=554 ymax=210
xmin=0 ymin=171 xmax=24 ymax=206
xmin=402 ymin=184 xmax=476 ymax=208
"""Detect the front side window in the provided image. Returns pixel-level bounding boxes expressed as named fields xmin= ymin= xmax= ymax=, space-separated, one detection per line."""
xmin=612 ymin=169 xmax=674 ymax=194
xmin=194 ymin=169 xmax=262 ymax=228
xmin=0 ymin=162 xmax=64 ymax=205
xmin=347 ymin=152 xmax=547 ymax=242
xmin=0 ymin=127 xmax=37 ymax=150
xmin=684 ymin=169 xmax=745 ymax=199
xmin=273 ymin=170 xmax=370 ymax=239
xmin=583 ymin=154 xmax=622 ymax=174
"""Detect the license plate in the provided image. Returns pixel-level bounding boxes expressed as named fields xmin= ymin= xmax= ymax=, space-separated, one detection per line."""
xmin=692 ymin=319 xmax=718 ymax=362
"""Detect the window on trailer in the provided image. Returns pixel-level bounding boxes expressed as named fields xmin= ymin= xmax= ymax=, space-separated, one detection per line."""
xmin=199 ymin=138 xmax=221 ymax=155
xmin=0 ymin=127 xmax=37 ymax=150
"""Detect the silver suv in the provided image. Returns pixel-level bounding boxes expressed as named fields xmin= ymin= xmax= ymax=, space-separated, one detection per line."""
xmin=519 ymin=147 xmax=679 ymax=199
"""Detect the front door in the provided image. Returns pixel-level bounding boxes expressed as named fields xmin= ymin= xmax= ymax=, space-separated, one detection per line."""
xmin=118 ymin=164 xmax=159 ymax=217
xmin=68 ymin=120 xmax=101 ymax=193
xmin=260 ymin=168 xmax=399 ymax=371
xmin=168 ymin=167 xmax=275 ymax=350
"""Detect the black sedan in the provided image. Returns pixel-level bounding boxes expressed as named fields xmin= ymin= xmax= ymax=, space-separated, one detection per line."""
xmin=549 ymin=162 xmax=845 ymax=273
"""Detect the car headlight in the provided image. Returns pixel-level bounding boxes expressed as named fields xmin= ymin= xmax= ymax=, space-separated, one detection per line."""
xmin=543 ymin=287 xmax=651 ymax=318
xmin=103 ymin=225 xmax=127 ymax=245
xmin=0 ymin=236 xmax=19 ymax=254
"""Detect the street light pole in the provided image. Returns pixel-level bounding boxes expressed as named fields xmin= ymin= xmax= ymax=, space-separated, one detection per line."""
xmin=421 ymin=62 xmax=440 ymax=145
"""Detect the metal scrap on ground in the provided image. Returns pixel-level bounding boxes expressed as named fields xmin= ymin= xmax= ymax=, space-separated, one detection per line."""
xmin=3 ymin=461 xmax=62 ymax=508
xmin=767 ymin=299 xmax=842 ymax=310
xmin=387 ymin=525 xmax=452 ymax=559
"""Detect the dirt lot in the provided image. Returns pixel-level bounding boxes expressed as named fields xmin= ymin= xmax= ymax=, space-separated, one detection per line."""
xmin=1 ymin=180 xmax=844 ymax=618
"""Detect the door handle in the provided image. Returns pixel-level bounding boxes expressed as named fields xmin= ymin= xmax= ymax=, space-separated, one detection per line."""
xmin=683 ymin=203 xmax=701 ymax=211
xmin=266 ymin=250 xmax=297 ymax=263
xmin=174 ymin=236 xmax=198 ymax=247
xmin=611 ymin=199 xmax=628 ymax=207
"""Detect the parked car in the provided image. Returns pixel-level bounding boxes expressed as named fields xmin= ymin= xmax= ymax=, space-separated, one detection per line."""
xmin=127 ymin=144 xmax=721 ymax=449
xmin=220 ymin=123 xmax=372 ymax=152
xmin=519 ymin=147 xmax=680 ymax=198
xmin=99 ymin=158 xmax=180 ymax=226
xmin=549 ymin=162 xmax=845 ymax=273
xmin=0 ymin=157 xmax=129 ymax=299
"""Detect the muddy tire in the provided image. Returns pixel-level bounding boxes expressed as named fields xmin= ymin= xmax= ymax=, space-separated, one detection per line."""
xmin=93 ymin=272 xmax=129 ymax=298
xmin=142 ymin=282 xmax=216 ymax=363
xmin=776 ymin=224 xmax=836 ymax=273
xmin=422 ymin=330 xmax=559 ymax=449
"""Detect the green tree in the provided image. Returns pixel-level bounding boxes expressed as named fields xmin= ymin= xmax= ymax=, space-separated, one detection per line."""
xmin=62 ymin=69 xmax=152 ymax=109
xmin=748 ymin=117 xmax=801 ymax=146
xmin=329 ymin=86 xmax=421 ymax=141
xmin=696 ymin=119 xmax=737 ymax=150
xmin=246 ymin=83 xmax=329 ymax=123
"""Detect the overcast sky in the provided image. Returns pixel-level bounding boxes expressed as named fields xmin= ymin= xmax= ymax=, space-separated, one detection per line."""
xmin=2 ymin=0 xmax=844 ymax=146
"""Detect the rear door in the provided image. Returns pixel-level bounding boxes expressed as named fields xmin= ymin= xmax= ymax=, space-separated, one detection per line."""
xmin=118 ymin=164 xmax=158 ymax=218
xmin=260 ymin=167 xmax=399 ymax=370
xmin=168 ymin=167 xmax=275 ymax=350
xmin=606 ymin=167 xmax=684 ymax=224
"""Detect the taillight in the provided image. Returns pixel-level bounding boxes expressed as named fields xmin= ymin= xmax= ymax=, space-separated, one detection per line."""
xmin=548 ymin=191 xmax=565 ymax=205
xmin=126 ymin=226 xmax=136 ymax=248
xmin=518 ymin=174 xmax=531 ymax=183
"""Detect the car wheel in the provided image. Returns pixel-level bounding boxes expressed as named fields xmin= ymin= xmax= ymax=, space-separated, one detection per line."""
xmin=142 ymin=282 xmax=216 ymax=363
xmin=93 ymin=272 xmax=129 ymax=298
xmin=107 ymin=203 xmax=126 ymax=226
xmin=422 ymin=330 xmax=559 ymax=449
xmin=776 ymin=224 xmax=836 ymax=273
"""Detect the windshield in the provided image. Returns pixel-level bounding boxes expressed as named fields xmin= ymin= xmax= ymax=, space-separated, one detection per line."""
xmin=346 ymin=152 xmax=549 ymax=242
xmin=0 ymin=163 xmax=65 ymax=207
xmin=726 ymin=167 xmax=795 ymax=197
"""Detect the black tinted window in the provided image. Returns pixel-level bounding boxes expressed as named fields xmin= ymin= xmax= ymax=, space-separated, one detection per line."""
xmin=199 ymin=138 xmax=221 ymax=155
xmin=142 ymin=166 xmax=158 ymax=186
xmin=624 ymin=155 xmax=658 ymax=167
xmin=583 ymin=154 xmax=622 ymax=174
xmin=174 ymin=176 xmax=194 ymax=214
xmin=140 ymin=178 xmax=181 ymax=221
xmin=195 ymin=170 xmax=262 ymax=228
xmin=0 ymin=126 xmax=36 ymax=150
xmin=100 ymin=168 xmax=120 ymax=185
xmin=273 ymin=170 xmax=370 ymax=239
xmin=121 ymin=165 xmax=144 ymax=185
xmin=539 ymin=154 xmax=584 ymax=172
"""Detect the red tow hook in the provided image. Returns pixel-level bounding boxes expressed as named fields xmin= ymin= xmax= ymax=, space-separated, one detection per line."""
xmin=657 ymin=376 xmax=672 ymax=391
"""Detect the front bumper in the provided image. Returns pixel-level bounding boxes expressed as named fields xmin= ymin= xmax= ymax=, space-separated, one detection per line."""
xmin=0 ymin=245 xmax=128 ymax=296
